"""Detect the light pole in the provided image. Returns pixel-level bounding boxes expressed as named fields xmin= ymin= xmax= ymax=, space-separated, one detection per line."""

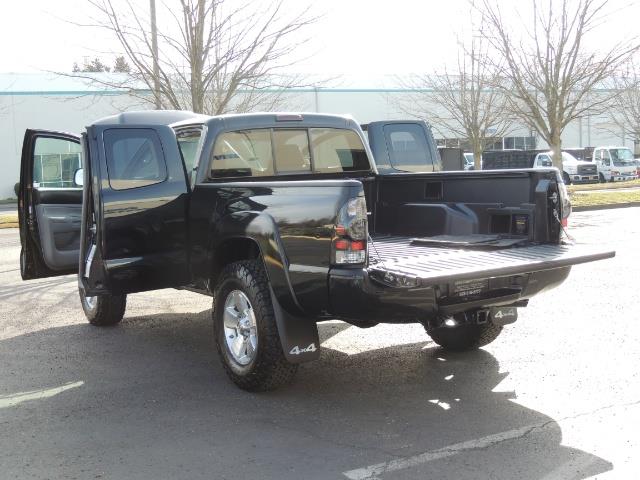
xmin=150 ymin=0 xmax=161 ymax=109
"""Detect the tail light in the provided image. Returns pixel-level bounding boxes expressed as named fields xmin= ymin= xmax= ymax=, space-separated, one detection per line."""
xmin=332 ymin=195 xmax=367 ymax=265
xmin=557 ymin=175 xmax=571 ymax=222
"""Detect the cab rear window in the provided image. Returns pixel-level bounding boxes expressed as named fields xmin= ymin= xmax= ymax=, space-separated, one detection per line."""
xmin=210 ymin=128 xmax=369 ymax=179
xmin=310 ymin=128 xmax=369 ymax=173
xmin=383 ymin=123 xmax=435 ymax=172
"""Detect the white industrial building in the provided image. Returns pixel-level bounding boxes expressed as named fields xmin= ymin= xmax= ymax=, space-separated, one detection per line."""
xmin=0 ymin=73 xmax=633 ymax=198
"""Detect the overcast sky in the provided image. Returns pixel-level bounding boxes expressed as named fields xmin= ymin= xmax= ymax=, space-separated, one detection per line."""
xmin=1 ymin=0 xmax=638 ymax=79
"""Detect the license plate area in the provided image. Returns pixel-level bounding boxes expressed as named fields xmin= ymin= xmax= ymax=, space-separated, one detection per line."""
xmin=451 ymin=278 xmax=489 ymax=298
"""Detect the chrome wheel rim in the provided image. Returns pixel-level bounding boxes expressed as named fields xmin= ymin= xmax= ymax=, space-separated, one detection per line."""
xmin=223 ymin=290 xmax=258 ymax=366
xmin=84 ymin=294 xmax=97 ymax=311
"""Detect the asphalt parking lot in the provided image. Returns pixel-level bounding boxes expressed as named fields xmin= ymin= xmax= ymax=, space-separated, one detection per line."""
xmin=1 ymin=207 xmax=639 ymax=480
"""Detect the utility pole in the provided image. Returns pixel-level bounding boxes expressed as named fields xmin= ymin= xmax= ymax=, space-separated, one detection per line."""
xmin=150 ymin=0 xmax=161 ymax=109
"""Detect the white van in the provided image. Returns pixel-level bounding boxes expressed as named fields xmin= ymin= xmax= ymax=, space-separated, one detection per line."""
xmin=592 ymin=147 xmax=638 ymax=182
xmin=533 ymin=151 xmax=598 ymax=184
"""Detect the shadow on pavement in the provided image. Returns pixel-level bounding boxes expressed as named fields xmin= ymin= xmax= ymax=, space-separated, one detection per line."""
xmin=0 ymin=311 xmax=612 ymax=480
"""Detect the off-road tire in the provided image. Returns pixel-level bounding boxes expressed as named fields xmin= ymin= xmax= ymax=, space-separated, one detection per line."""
xmin=79 ymin=288 xmax=127 ymax=326
xmin=426 ymin=316 xmax=503 ymax=352
xmin=213 ymin=260 xmax=297 ymax=392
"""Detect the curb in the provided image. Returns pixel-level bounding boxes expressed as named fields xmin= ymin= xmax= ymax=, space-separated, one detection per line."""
xmin=0 ymin=213 xmax=18 ymax=229
xmin=568 ymin=181 xmax=640 ymax=193
xmin=572 ymin=202 xmax=640 ymax=212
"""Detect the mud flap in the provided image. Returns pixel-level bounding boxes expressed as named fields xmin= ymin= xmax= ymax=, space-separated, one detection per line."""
xmin=269 ymin=286 xmax=320 ymax=363
xmin=490 ymin=306 xmax=518 ymax=325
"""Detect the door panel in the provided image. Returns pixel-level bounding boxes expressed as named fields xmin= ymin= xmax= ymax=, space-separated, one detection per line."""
xmin=91 ymin=124 xmax=190 ymax=294
xmin=19 ymin=130 xmax=82 ymax=279
xmin=35 ymin=204 xmax=82 ymax=269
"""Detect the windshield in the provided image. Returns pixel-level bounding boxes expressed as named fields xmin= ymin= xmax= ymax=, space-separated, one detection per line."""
xmin=610 ymin=148 xmax=634 ymax=166
xmin=537 ymin=156 xmax=553 ymax=167
xmin=561 ymin=151 xmax=578 ymax=163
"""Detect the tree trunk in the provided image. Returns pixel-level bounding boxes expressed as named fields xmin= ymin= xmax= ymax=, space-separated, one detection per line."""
xmin=474 ymin=146 xmax=483 ymax=170
xmin=189 ymin=0 xmax=206 ymax=114
xmin=550 ymin=131 xmax=563 ymax=171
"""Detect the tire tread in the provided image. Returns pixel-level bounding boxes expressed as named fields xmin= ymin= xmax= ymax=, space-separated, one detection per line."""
xmin=427 ymin=318 xmax=503 ymax=352
xmin=213 ymin=260 xmax=297 ymax=391
xmin=80 ymin=289 xmax=126 ymax=327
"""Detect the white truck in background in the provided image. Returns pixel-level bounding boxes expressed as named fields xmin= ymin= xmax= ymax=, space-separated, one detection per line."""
xmin=592 ymin=146 xmax=638 ymax=182
xmin=533 ymin=151 xmax=599 ymax=184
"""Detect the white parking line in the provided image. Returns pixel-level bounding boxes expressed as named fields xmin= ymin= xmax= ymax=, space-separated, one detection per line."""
xmin=343 ymin=400 xmax=640 ymax=480
xmin=0 ymin=381 xmax=84 ymax=408
xmin=342 ymin=422 xmax=547 ymax=480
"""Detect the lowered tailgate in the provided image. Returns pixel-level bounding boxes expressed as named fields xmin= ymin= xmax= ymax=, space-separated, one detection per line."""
xmin=368 ymin=236 xmax=615 ymax=287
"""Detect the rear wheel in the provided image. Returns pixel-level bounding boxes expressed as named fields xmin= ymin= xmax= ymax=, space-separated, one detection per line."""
xmin=213 ymin=260 xmax=297 ymax=391
xmin=426 ymin=313 xmax=503 ymax=352
xmin=79 ymin=288 xmax=126 ymax=326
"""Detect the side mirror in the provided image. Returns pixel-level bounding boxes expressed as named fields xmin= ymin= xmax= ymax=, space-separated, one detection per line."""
xmin=74 ymin=168 xmax=84 ymax=187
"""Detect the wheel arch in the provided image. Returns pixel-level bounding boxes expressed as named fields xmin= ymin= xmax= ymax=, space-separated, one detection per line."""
xmin=210 ymin=236 xmax=261 ymax=288
xmin=209 ymin=212 xmax=320 ymax=364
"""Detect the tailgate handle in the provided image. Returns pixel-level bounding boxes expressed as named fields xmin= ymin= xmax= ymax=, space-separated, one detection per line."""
xmin=438 ymin=288 xmax=522 ymax=315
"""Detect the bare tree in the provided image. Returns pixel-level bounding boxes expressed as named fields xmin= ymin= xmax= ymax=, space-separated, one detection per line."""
xmin=604 ymin=60 xmax=640 ymax=144
xmin=74 ymin=0 xmax=317 ymax=114
xmin=479 ymin=0 xmax=639 ymax=169
xmin=395 ymin=35 xmax=511 ymax=169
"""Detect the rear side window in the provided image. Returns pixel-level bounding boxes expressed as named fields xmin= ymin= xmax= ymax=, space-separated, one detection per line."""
xmin=104 ymin=128 xmax=167 ymax=190
xmin=383 ymin=123 xmax=434 ymax=172
xmin=211 ymin=129 xmax=274 ymax=178
xmin=176 ymin=127 xmax=204 ymax=173
xmin=310 ymin=128 xmax=369 ymax=173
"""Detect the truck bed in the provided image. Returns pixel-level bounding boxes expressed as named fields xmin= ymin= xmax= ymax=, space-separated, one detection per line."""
xmin=368 ymin=236 xmax=615 ymax=286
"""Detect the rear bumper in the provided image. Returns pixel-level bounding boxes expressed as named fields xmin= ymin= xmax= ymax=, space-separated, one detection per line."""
xmin=328 ymin=266 xmax=571 ymax=325
xmin=328 ymin=240 xmax=614 ymax=324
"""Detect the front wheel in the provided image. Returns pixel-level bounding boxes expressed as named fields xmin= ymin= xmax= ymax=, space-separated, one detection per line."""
xmin=599 ymin=172 xmax=606 ymax=183
xmin=426 ymin=313 xmax=503 ymax=352
xmin=213 ymin=260 xmax=297 ymax=391
xmin=562 ymin=172 xmax=571 ymax=185
xmin=79 ymin=288 xmax=126 ymax=326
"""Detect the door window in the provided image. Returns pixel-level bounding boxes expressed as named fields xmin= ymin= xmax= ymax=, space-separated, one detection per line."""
xmin=33 ymin=137 xmax=82 ymax=189
xmin=104 ymin=129 xmax=167 ymax=190
xmin=537 ymin=154 xmax=552 ymax=167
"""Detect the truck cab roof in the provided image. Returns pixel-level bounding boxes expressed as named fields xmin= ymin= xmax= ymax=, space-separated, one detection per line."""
xmin=92 ymin=110 xmax=359 ymax=131
xmin=92 ymin=110 xmax=210 ymax=127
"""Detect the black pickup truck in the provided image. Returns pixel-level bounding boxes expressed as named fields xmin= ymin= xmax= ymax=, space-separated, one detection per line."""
xmin=18 ymin=112 xmax=614 ymax=391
